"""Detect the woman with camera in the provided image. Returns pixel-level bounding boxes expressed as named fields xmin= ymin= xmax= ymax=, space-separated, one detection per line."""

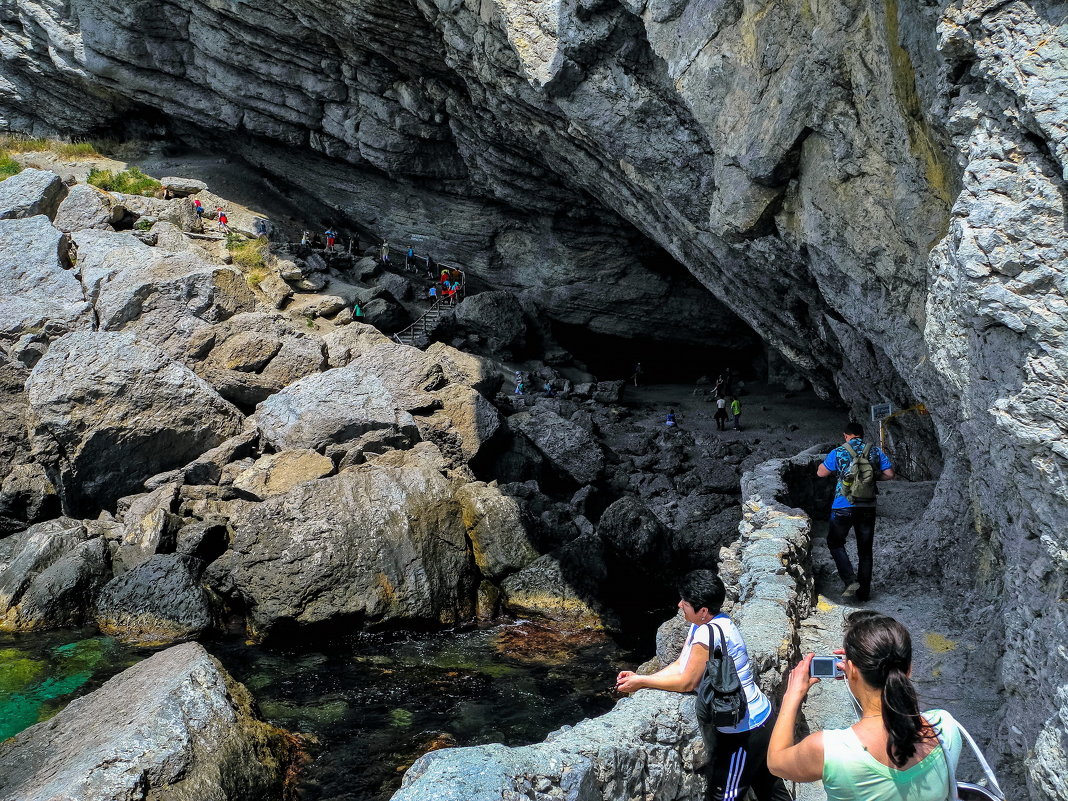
xmin=615 ymin=570 xmax=791 ymax=801
xmin=767 ymin=612 xmax=963 ymax=800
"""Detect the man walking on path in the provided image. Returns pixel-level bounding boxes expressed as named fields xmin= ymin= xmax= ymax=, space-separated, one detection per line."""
xmin=216 ymin=208 xmax=228 ymax=233
xmin=730 ymin=396 xmax=742 ymax=430
xmin=816 ymin=422 xmax=894 ymax=602
xmin=325 ymin=228 xmax=337 ymax=251
xmin=380 ymin=241 xmax=390 ymax=266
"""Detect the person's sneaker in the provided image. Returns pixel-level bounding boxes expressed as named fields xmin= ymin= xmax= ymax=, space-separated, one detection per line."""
xmin=843 ymin=581 xmax=861 ymax=598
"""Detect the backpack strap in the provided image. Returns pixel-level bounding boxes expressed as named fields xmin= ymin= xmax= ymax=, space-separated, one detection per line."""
xmin=842 ymin=442 xmax=859 ymax=460
xmin=706 ymin=621 xmax=727 ymax=658
xmin=862 ymin=443 xmax=874 ymax=459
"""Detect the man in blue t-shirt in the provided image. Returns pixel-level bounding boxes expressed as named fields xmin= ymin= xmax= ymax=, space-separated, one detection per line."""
xmin=816 ymin=422 xmax=894 ymax=601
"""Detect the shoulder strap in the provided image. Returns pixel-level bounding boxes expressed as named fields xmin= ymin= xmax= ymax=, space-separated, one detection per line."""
xmin=862 ymin=443 xmax=873 ymax=458
xmin=707 ymin=621 xmax=727 ymax=658
xmin=933 ymin=717 xmax=959 ymax=801
xmin=842 ymin=442 xmax=859 ymax=459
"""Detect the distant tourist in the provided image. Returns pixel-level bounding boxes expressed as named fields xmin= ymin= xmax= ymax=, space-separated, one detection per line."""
xmin=192 ymin=197 xmax=204 ymax=218
xmin=816 ymin=423 xmax=894 ymax=601
xmin=380 ymin=241 xmax=390 ymax=266
xmin=665 ymin=410 xmax=677 ymax=427
xmin=406 ymin=246 xmax=415 ymax=271
xmin=769 ymin=613 xmax=963 ymax=800
xmin=427 ymin=285 xmax=437 ymax=304
xmin=216 ymin=208 xmax=228 ymax=232
xmin=730 ymin=396 xmax=742 ymax=430
xmin=632 ymin=362 xmax=643 ymax=387
xmin=353 ymin=303 xmax=364 ymax=320
xmin=714 ymin=396 xmax=728 ymax=431
xmin=300 ymin=230 xmax=310 ymax=246
xmin=543 ymin=381 xmax=556 ymax=398
xmin=325 ymin=228 xmax=337 ymax=251
xmin=616 ymin=570 xmax=790 ymax=801
xmin=713 ymin=374 xmax=724 ymax=398
xmin=426 ymin=254 xmax=435 ymax=278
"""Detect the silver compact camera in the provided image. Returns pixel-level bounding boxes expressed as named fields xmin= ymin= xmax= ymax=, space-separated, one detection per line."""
xmin=809 ymin=655 xmax=845 ymax=679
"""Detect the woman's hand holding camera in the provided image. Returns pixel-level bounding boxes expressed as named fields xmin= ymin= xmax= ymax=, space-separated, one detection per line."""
xmin=785 ymin=654 xmax=821 ymax=703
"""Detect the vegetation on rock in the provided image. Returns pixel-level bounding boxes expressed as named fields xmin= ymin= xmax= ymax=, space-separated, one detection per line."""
xmin=86 ymin=166 xmax=160 ymax=196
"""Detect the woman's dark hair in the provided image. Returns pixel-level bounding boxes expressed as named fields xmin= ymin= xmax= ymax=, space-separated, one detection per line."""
xmin=843 ymin=613 xmax=927 ymax=767
xmin=677 ymin=570 xmax=725 ymax=616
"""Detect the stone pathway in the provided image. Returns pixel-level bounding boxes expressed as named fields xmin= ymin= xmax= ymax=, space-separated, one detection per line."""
xmin=794 ymin=479 xmax=1007 ymax=799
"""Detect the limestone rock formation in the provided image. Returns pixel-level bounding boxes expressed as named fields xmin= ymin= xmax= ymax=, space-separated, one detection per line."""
xmin=1 ymin=0 xmax=1068 ymax=789
xmin=0 ymin=642 xmax=296 ymax=801
xmin=52 ymin=183 xmax=124 ymax=233
xmin=25 ymin=331 xmax=246 ymax=513
xmin=74 ymin=230 xmax=258 ymax=357
xmin=230 ymin=449 xmax=335 ymax=499
xmin=0 ymin=216 xmax=87 ymax=336
xmin=216 ymin=444 xmax=477 ymax=639
xmin=456 ymin=481 xmax=537 ymax=581
xmin=0 ymin=168 xmax=65 ymax=220
xmin=511 ymin=408 xmax=605 ymax=485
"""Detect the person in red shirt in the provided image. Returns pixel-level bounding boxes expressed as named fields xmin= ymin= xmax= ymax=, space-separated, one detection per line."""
xmin=217 ymin=208 xmax=229 ymax=232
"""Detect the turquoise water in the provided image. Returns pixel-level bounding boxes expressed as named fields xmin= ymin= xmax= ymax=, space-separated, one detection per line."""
xmin=0 ymin=631 xmax=146 ymax=741
xmin=0 ymin=623 xmax=642 ymax=800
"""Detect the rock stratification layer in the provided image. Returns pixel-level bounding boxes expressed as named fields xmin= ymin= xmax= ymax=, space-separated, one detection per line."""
xmin=1 ymin=0 xmax=1067 ymax=796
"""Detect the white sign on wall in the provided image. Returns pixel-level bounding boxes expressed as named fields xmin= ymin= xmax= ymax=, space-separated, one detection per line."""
xmin=870 ymin=403 xmax=893 ymax=421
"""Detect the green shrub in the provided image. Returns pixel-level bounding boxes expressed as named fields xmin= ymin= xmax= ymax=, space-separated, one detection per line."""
xmin=0 ymin=155 xmax=21 ymax=180
xmin=86 ymin=167 xmax=161 ymax=196
xmin=133 ymin=218 xmax=153 ymax=231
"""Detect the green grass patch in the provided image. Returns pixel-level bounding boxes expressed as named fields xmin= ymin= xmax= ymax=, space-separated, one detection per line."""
xmin=57 ymin=141 xmax=100 ymax=159
xmin=227 ymin=234 xmax=269 ymax=272
xmin=86 ymin=166 xmax=161 ymax=196
xmin=0 ymin=135 xmax=51 ymax=153
xmin=0 ymin=154 xmax=21 ymax=180
xmin=134 ymin=218 xmax=154 ymax=231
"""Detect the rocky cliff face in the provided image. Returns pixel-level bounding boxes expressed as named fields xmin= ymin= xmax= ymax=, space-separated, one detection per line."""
xmin=2 ymin=0 xmax=1067 ymax=796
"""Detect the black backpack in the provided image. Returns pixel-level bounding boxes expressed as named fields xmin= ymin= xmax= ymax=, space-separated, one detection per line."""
xmin=694 ymin=622 xmax=746 ymax=728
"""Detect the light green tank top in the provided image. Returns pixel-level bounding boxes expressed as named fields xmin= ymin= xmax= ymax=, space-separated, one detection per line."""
xmin=823 ymin=710 xmax=962 ymax=801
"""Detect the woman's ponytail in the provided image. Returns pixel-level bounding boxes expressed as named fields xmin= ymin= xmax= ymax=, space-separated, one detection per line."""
xmin=843 ymin=613 xmax=927 ymax=768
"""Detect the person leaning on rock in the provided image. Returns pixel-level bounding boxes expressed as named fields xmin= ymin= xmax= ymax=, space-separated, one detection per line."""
xmin=615 ymin=570 xmax=791 ymax=801
xmin=816 ymin=422 xmax=894 ymax=602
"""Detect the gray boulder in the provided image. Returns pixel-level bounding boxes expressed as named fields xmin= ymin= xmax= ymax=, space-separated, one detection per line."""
xmin=230 ymin=449 xmax=334 ymax=499
xmin=0 ymin=463 xmax=60 ymax=530
xmin=0 ymin=642 xmax=295 ymax=800
xmin=500 ymin=534 xmax=613 ymax=629
xmin=218 ymin=444 xmax=476 ymax=638
xmin=454 ymin=290 xmax=527 ymax=355
xmin=25 ymin=332 xmax=245 ymax=513
xmin=74 ymin=229 xmax=257 ymax=357
xmin=0 ymin=216 xmax=89 ymax=336
xmin=596 ymin=495 xmax=671 ymax=563
xmin=112 ymin=483 xmax=182 ymax=574
xmin=456 ymin=481 xmax=538 ymax=581
xmin=160 ymin=176 xmax=208 ymax=196
xmin=511 ymin=408 xmax=605 ymax=485
xmin=255 ymin=364 xmax=421 ymax=453
xmin=95 ymin=553 xmax=215 ymax=644
xmin=0 ymin=518 xmax=110 ymax=631
xmin=192 ymin=312 xmax=327 ymax=407
xmin=0 ymin=168 xmax=65 ymax=220
xmin=52 ymin=184 xmax=125 ymax=232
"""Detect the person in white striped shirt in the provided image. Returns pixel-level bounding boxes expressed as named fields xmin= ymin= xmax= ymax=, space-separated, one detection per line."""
xmin=616 ymin=570 xmax=792 ymax=800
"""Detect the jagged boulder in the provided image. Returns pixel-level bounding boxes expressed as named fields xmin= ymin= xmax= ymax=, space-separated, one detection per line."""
xmin=596 ymin=495 xmax=671 ymax=563
xmin=0 ymin=642 xmax=296 ymax=801
xmin=25 ymin=332 xmax=245 ymax=513
xmin=453 ymin=290 xmax=527 ymax=356
xmin=52 ymin=184 xmax=125 ymax=232
xmin=112 ymin=483 xmax=182 ymax=574
xmin=230 ymin=449 xmax=335 ymax=499
xmin=511 ymin=408 xmax=605 ymax=485
xmin=0 ymin=168 xmax=65 ymax=219
xmin=192 ymin=312 xmax=327 ymax=406
xmin=0 ymin=518 xmax=110 ymax=631
xmin=456 ymin=481 xmax=538 ymax=581
xmin=95 ymin=553 xmax=215 ymax=644
xmin=0 ymin=463 xmax=60 ymax=532
xmin=0 ymin=216 xmax=89 ymax=336
xmin=216 ymin=444 xmax=476 ymax=638
xmin=322 ymin=322 xmax=393 ymax=367
xmin=500 ymin=534 xmax=613 ymax=629
xmin=255 ymin=365 xmax=422 ymax=455
xmin=74 ymin=229 xmax=257 ymax=357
